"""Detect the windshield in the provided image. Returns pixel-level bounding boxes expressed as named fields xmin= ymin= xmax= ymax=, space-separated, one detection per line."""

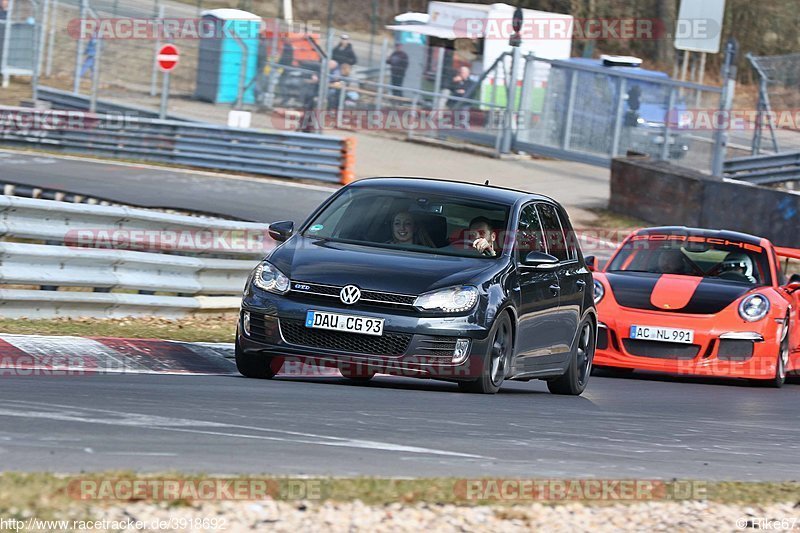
xmin=302 ymin=186 xmax=510 ymax=258
xmin=607 ymin=233 xmax=771 ymax=286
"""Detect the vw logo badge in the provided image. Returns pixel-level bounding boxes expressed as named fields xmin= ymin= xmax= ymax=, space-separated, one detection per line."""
xmin=339 ymin=285 xmax=361 ymax=305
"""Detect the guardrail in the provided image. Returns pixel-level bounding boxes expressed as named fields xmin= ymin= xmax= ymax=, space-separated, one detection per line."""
xmin=0 ymin=195 xmax=272 ymax=318
xmin=0 ymin=106 xmax=355 ymax=184
xmin=34 ymin=86 xmax=195 ymax=122
xmin=723 ymin=151 xmax=800 ymax=185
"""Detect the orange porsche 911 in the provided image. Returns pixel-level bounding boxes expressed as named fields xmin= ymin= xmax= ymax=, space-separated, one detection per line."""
xmin=587 ymin=227 xmax=800 ymax=387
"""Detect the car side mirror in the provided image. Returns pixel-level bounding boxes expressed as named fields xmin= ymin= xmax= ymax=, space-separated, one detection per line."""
xmin=268 ymin=220 xmax=294 ymax=242
xmin=585 ymin=255 xmax=596 ymax=272
xmin=523 ymin=251 xmax=560 ymax=269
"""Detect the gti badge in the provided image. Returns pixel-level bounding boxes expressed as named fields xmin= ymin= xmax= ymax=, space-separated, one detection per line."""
xmin=340 ymin=285 xmax=361 ymax=305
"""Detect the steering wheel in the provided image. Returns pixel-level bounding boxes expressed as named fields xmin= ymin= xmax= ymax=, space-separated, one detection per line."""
xmin=450 ymin=238 xmax=494 ymax=257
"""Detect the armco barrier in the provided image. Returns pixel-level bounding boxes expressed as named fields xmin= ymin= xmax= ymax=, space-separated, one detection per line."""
xmin=723 ymin=151 xmax=800 ymax=185
xmin=610 ymin=157 xmax=800 ymax=248
xmin=0 ymin=106 xmax=354 ymax=184
xmin=0 ymin=196 xmax=272 ymax=318
xmin=34 ymin=86 xmax=195 ymax=122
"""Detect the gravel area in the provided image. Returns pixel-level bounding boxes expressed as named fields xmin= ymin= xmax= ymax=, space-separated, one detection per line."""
xmin=87 ymin=499 xmax=800 ymax=532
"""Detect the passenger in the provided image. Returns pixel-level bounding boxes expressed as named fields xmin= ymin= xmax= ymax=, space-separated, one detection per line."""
xmin=388 ymin=211 xmax=435 ymax=247
xmin=656 ymin=250 xmax=691 ymax=275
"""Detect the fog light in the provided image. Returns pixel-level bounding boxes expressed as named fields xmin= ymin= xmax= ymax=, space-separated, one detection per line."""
xmin=242 ymin=311 xmax=251 ymax=336
xmin=452 ymin=338 xmax=471 ymax=364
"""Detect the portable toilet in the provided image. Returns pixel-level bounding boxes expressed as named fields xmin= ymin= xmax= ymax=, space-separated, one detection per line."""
xmin=195 ymin=9 xmax=262 ymax=104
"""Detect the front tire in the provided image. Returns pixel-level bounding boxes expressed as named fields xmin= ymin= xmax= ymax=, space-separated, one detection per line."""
xmin=548 ymin=318 xmax=595 ymax=396
xmin=235 ymin=339 xmax=281 ymax=379
xmin=753 ymin=317 xmax=788 ymax=388
xmin=458 ymin=313 xmax=513 ymax=394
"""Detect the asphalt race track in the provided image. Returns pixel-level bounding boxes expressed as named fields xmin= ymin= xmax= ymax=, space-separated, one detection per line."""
xmin=0 ymin=372 xmax=797 ymax=479
xmin=0 ymin=150 xmax=333 ymax=223
xmin=2 ymin=149 xmax=798 ymax=481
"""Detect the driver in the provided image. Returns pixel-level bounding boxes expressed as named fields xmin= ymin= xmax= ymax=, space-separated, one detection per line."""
xmin=466 ymin=217 xmax=498 ymax=257
xmin=721 ymin=252 xmax=756 ymax=283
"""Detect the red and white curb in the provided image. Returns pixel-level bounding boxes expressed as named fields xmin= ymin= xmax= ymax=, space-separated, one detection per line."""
xmin=0 ymin=334 xmax=236 ymax=376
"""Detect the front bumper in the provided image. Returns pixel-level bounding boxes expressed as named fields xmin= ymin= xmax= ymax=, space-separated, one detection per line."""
xmin=238 ymin=292 xmax=493 ymax=380
xmin=594 ymin=309 xmax=782 ymax=379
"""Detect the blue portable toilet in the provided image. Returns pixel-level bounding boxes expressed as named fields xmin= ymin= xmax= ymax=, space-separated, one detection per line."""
xmin=195 ymin=9 xmax=262 ymax=104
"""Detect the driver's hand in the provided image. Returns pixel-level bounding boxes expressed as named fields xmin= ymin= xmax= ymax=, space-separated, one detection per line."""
xmin=473 ymin=238 xmax=495 ymax=256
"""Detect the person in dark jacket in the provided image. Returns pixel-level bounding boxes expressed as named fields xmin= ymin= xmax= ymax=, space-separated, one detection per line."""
xmin=331 ymin=34 xmax=357 ymax=66
xmin=387 ymin=43 xmax=409 ymax=97
xmin=447 ymin=66 xmax=475 ymax=108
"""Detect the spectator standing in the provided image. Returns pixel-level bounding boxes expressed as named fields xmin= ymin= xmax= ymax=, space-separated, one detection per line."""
xmin=386 ymin=43 xmax=409 ymax=97
xmin=332 ymin=34 xmax=357 ymax=66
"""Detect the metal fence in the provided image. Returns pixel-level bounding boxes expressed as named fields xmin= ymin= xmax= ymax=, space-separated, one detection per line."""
xmin=747 ymin=53 xmax=800 ymax=156
xmin=10 ymin=0 xmax=745 ymax=176
xmin=0 ymin=194 xmax=270 ymax=318
xmin=0 ymin=105 xmax=354 ymax=182
xmin=513 ymin=55 xmax=725 ymax=172
xmin=0 ymin=0 xmax=43 ymax=85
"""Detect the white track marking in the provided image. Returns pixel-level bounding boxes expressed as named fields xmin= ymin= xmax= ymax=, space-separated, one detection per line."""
xmin=0 ymin=148 xmax=337 ymax=192
xmin=0 ymin=401 xmax=487 ymax=459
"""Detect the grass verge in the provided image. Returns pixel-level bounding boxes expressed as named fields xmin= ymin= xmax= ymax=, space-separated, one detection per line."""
xmin=0 ymin=473 xmax=798 ymax=513
xmin=0 ymin=315 xmax=237 ymax=343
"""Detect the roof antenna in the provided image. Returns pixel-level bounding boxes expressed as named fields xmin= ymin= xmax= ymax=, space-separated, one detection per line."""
xmin=484 ymin=179 xmax=490 ymax=186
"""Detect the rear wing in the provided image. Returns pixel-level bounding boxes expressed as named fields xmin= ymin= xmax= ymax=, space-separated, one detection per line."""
xmin=776 ymin=247 xmax=800 ymax=283
xmin=776 ymin=247 xmax=800 ymax=261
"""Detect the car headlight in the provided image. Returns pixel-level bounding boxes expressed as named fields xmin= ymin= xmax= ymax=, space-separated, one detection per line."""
xmin=253 ymin=261 xmax=290 ymax=294
xmin=593 ymin=279 xmax=605 ymax=304
xmin=414 ymin=286 xmax=478 ymax=313
xmin=738 ymin=293 xmax=770 ymax=322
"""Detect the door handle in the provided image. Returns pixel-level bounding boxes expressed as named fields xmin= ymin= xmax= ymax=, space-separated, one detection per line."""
xmin=576 ymin=279 xmax=586 ymax=292
xmin=549 ymin=284 xmax=561 ymax=295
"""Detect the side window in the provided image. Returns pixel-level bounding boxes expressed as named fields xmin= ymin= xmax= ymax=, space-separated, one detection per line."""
xmin=516 ymin=204 xmax=545 ymax=259
xmin=537 ymin=203 xmax=569 ymax=261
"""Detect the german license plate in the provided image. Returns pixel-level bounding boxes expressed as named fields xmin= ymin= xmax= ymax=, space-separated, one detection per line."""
xmin=305 ymin=311 xmax=384 ymax=336
xmin=630 ymin=325 xmax=694 ymax=344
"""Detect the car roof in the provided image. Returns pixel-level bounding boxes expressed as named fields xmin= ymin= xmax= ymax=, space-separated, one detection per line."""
xmin=349 ymin=177 xmax=553 ymax=205
xmin=634 ymin=226 xmax=765 ymax=247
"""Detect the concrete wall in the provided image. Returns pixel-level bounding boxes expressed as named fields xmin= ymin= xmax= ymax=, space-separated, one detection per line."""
xmin=610 ymin=157 xmax=800 ymax=248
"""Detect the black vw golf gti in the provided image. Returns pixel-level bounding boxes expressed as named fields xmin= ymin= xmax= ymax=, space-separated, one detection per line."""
xmin=237 ymin=177 xmax=597 ymax=394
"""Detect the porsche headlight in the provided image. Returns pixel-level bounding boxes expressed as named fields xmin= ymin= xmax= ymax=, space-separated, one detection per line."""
xmin=414 ymin=286 xmax=478 ymax=313
xmin=738 ymin=294 xmax=769 ymax=322
xmin=593 ymin=279 xmax=605 ymax=304
xmin=253 ymin=261 xmax=290 ymax=294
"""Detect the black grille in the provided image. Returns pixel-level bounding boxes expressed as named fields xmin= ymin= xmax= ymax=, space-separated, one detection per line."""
xmin=280 ymin=319 xmax=412 ymax=356
xmin=290 ymin=281 xmax=416 ymax=307
xmin=416 ymin=337 xmax=458 ymax=358
xmin=247 ymin=312 xmax=276 ymax=344
xmin=622 ymin=339 xmax=700 ymax=359
xmin=597 ymin=328 xmax=609 ymax=350
xmin=717 ymin=340 xmax=754 ymax=361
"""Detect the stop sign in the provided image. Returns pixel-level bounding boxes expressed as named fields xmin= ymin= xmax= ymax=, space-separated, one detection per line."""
xmin=157 ymin=44 xmax=179 ymax=72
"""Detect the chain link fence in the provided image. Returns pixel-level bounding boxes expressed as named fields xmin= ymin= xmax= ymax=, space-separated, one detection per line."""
xmin=0 ymin=0 xmax=43 ymax=85
xmin=6 ymin=1 xmax=744 ymax=176
xmin=515 ymin=55 xmax=723 ymax=173
xmin=747 ymin=52 xmax=800 ymax=156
